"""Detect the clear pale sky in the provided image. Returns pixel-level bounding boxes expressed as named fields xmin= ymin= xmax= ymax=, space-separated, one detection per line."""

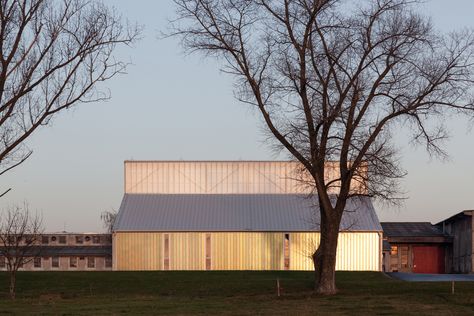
xmin=0 ymin=0 xmax=473 ymax=232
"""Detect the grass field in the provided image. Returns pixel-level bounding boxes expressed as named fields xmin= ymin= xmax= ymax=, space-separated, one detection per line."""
xmin=0 ymin=271 xmax=473 ymax=315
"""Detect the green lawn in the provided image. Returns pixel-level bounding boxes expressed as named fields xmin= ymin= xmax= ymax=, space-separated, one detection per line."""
xmin=0 ymin=271 xmax=473 ymax=315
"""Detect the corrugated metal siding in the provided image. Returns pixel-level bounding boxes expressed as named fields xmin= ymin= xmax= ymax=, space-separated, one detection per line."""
xmin=114 ymin=232 xmax=380 ymax=271
xmin=124 ymin=161 xmax=348 ymax=194
xmin=289 ymin=233 xmax=320 ymax=270
xmin=114 ymin=233 xmax=162 ymax=270
xmin=114 ymin=194 xmax=382 ymax=232
xmin=210 ymin=233 xmax=283 ymax=270
xmin=170 ymin=233 xmax=205 ymax=270
xmin=289 ymin=232 xmax=380 ymax=271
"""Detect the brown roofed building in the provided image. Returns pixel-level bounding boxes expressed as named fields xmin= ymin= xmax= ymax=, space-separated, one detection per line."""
xmin=381 ymin=222 xmax=452 ymax=274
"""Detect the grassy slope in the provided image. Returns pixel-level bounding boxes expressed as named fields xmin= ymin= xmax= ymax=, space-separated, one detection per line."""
xmin=0 ymin=271 xmax=473 ymax=315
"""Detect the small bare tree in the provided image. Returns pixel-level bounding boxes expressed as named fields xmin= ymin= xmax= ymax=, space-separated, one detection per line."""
xmin=170 ymin=0 xmax=474 ymax=294
xmin=101 ymin=209 xmax=117 ymax=234
xmin=0 ymin=0 xmax=140 ymax=182
xmin=0 ymin=203 xmax=43 ymax=299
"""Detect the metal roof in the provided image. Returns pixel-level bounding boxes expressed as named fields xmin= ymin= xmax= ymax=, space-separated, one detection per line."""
xmin=435 ymin=210 xmax=474 ymax=225
xmin=380 ymin=222 xmax=447 ymax=238
xmin=114 ymin=194 xmax=382 ymax=232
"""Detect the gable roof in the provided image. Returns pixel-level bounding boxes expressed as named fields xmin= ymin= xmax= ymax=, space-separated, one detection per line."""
xmin=436 ymin=210 xmax=474 ymax=225
xmin=380 ymin=222 xmax=446 ymax=238
xmin=114 ymin=194 xmax=382 ymax=232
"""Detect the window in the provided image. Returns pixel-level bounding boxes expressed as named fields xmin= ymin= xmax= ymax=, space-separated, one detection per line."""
xmin=69 ymin=257 xmax=77 ymax=268
xmin=34 ymin=257 xmax=41 ymax=268
xmin=205 ymin=234 xmax=211 ymax=270
xmin=59 ymin=236 xmax=67 ymax=244
xmin=0 ymin=256 xmax=5 ymax=268
xmin=87 ymin=257 xmax=95 ymax=268
xmin=390 ymin=245 xmax=398 ymax=256
xmin=92 ymin=236 xmax=101 ymax=244
xmin=400 ymin=246 xmax=409 ymax=268
xmin=284 ymin=233 xmax=290 ymax=270
xmin=105 ymin=256 xmax=112 ymax=268
xmin=164 ymin=234 xmax=170 ymax=270
xmin=75 ymin=236 xmax=83 ymax=244
xmin=52 ymin=256 xmax=59 ymax=268
xmin=42 ymin=236 xmax=49 ymax=244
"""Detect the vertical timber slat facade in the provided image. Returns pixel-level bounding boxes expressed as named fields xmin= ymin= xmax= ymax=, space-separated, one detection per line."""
xmin=113 ymin=161 xmax=382 ymax=271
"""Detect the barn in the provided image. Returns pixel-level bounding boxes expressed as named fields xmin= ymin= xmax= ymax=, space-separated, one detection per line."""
xmin=112 ymin=161 xmax=383 ymax=271
xmin=436 ymin=210 xmax=474 ymax=273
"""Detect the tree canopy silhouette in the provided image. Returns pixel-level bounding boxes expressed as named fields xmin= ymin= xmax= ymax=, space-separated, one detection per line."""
xmin=0 ymin=0 xmax=140 ymax=182
xmin=170 ymin=0 xmax=474 ymax=294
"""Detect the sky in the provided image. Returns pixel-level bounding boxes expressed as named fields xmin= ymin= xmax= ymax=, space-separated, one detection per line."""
xmin=0 ymin=0 xmax=473 ymax=232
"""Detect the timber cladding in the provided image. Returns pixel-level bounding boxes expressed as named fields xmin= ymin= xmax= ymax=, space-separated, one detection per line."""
xmin=113 ymin=232 xmax=380 ymax=271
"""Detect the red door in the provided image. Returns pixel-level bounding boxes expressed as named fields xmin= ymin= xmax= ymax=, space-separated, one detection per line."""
xmin=412 ymin=246 xmax=445 ymax=274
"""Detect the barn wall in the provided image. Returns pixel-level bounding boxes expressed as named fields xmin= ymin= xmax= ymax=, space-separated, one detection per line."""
xmin=114 ymin=232 xmax=380 ymax=271
xmin=114 ymin=232 xmax=163 ymax=270
xmin=289 ymin=232 xmax=380 ymax=271
xmin=210 ymin=232 xmax=284 ymax=270
xmin=442 ymin=214 xmax=473 ymax=273
xmin=124 ymin=161 xmax=366 ymax=195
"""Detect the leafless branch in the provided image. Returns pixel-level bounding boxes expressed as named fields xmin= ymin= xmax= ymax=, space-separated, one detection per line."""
xmin=0 ymin=0 xmax=141 ymax=175
xmin=169 ymin=0 xmax=474 ymax=293
xmin=0 ymin=202 xmax=43 ymax=299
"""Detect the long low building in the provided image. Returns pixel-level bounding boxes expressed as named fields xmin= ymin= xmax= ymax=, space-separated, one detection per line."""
xmin=0 ymin=233 xmax=112 ymax=271
xmin=112 ymin=161 xmax=383 ymax=271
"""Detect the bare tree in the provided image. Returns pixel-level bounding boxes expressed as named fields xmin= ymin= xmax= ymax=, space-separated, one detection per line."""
xmin=101 ymin=208 xmax=117 ymax=234
xmin=170 ymin=0 xmax=474 ymax=294
xmin=0 ymin=0 xmax=140 ymax=181
xmin=0 ymin=203 xmax=43 ymax=299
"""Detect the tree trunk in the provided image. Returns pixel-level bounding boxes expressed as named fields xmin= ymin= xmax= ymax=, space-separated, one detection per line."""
xmin=312 ymin=213 xmax=340 ymax=295
xmin=9 ymin=271 xmax=16 ymax=300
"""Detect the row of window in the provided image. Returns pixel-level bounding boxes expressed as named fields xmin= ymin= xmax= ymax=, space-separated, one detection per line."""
xmin=41 ymin=235 xmax=109 ymax=245
xmin=0 ymin=256 xmax=112 ymax=269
